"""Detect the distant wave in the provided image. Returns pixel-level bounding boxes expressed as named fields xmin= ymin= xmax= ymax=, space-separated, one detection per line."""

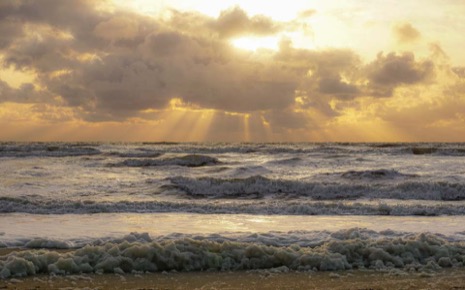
xmin=2 ymin=196 xmax=465 ymax=216
xmin=0 ymin=143 xmax=100 ymax=157
xmin=109 ymin=155 xmax=221 ymax=167
xmin=229 ymin=166 xmax=272 ymax=177
xmin=2 ymin=229 xmax=465 ymax=278
xmin=370 ymin=143 xmax=406 ymax=148
xmin=265 ymin=157 xmax=302 ymax=165
xmin=168 ymin=175 xmax=465 ymax=200
xmin=2 ymin=142 xmax=465 ymax=156
xmin=408 ymin=146 xmax=463 ymax=156
xmin=340 ymin=169 xmax=417 ymax=180
xmin=105 ymin=151 xmax=163 ymax=158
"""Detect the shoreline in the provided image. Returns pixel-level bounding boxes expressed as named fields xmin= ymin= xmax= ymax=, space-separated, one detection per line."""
xmin=2 ymin=268 xmax=465 ymax=289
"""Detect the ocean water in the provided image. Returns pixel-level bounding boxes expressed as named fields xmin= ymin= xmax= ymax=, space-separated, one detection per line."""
xmin=1 ymin=142 xmax=465 ymax=277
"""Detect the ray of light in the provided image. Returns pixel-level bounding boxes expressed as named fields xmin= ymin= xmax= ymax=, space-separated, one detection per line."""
xmin=242 ymin=114 xmax=251 ymax=142
xmin=260 ymin=114 xmax=273 ymax=142
xmin=152 ymin=98 xmax=219 ymax=141
xmin=186 ymin=111 xmax=215 ymax=141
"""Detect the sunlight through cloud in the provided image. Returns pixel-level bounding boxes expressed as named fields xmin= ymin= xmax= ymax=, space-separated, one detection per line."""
xmin=231 ymin=36 xmax=280 ymax=51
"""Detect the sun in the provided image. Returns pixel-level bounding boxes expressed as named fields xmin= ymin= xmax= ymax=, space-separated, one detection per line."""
xmin=231 ymin=36 xmax=280 ymax=51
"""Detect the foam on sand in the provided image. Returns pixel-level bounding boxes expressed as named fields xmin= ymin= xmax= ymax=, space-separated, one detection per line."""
xmin=2 ymin=229 xmax=465 ymax=278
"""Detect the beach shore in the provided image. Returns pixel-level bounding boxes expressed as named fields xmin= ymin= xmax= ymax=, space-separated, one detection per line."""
xmin=2 ymin=268 xmax=465 ymax=289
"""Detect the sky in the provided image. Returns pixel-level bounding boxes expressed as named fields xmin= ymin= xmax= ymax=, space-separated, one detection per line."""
xmin=1 ymin=0 xmax=465 ymax=142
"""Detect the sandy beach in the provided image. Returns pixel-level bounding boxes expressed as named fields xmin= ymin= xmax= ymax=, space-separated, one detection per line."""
xmin=2 ymin=268 xmax=465 ymax=289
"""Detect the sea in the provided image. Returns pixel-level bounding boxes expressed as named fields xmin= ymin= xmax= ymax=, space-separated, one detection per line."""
xmin=1 ymin=142 xmax=465 ymax=278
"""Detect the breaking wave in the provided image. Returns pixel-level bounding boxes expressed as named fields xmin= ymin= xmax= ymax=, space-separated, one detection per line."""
xmin=168 ymin=176 xmax=465 ymax=200
xmin=3 ymin=196 xmax=465 ymax=216
xmin=229 ymin=166 xmax=271 ymax=177
xmin=340 ymin=169 xmax=417 ymax=180
xmin=110 ymin=155 xmax=221 ymax=167
xmin=408 ymin=146 xmax=465 ymax=156
xmin=2 ymin=229 xmax=465 ymax=278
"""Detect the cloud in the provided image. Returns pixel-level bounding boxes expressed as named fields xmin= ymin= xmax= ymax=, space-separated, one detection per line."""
xmin=93 ymin=15 xmax=144 ymax=41
xmin=366 ymin=52 xmax=434 ymax=96
xmin=318 ymin=76 xmax=360 ymax=99
xmin=0 ymin=80 xmax=53 ymax=104
xmin=1 ymin=0 xmax=462 ymax=141
xmin=264 ymin=109 xmax=310 ymax=130
xmin=1 ymin=1 xmax=304 ymax=122
xmin=212 ymin=6 xmax=282 ymax=38
xmin=393 ymin=23 xmax=421 ymax=44
xmin=0 ymin=18 xmax=23 ymax=49
xmin=298 ymin=9 xmax=317 ymax=19
xmin=452 ymin=67 xmax=465 ymax=78
xmin=275 ymin=41 xmax=363 ymax=115
xmin=3 ymin=28 xmax=76 ymax=72
xmin=0 ymin=1 xmax=366 ymax=124
xmin=369 ymin=52 xmax=433 ymax=85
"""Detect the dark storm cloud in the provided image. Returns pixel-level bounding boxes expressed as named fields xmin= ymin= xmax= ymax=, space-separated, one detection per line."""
xmin=3 ymin=30 xmax=76 ymax=72
xmin=165 ymin=7 xmax=284 ymax=39
xmin=0 ymin=0 xmax=107 ymax=51
xmin=0 ymin=0 xmax=106 ymax=35
xmin=368 ymin=52 xmax=433 ymax=86
xmin=0 ymin=0 xmax=442 ymax=128
xmin=47 ymin=54 xmax=174 ymax=120
xmin=0 ymin=18 xmax=23 ymax=49
xmin=318 ymin=76 xmax=360 ymax=98
xmin=0 ymin=80 xmax=52 ymax=104
xmin=366 ymin=52 xmax=434 ymax=96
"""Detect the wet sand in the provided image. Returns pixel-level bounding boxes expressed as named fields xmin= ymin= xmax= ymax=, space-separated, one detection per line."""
xmin=2 ymin=269 xmax=465 ymax=289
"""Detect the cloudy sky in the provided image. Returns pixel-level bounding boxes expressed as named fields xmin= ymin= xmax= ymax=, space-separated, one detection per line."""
xmin=1 ymin=0 xmax=464 ymax=141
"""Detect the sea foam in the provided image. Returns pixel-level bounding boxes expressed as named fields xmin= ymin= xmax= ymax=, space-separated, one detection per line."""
xmin=3 ymin=196 xmax=465 ymax=216
xmin=2 ymin=229 xmax=465 ymax=278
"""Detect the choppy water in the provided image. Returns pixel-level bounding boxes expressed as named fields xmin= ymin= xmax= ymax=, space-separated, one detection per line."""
xmin=1 ymin=142 xmax=465 ymax=277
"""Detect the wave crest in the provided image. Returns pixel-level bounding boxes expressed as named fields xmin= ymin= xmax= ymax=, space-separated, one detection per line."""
xmin=341 ymin=169 xmax=417 ymax=180
xmin=0 ymin=144 xmax=100 ymax=157
xmin=111 ymin=155 xmax=221 ymax=167
xmin=169 ymin=176 xmax=465 ymax=201
xmin=3 ymin=196 xmax=465 ymax=216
